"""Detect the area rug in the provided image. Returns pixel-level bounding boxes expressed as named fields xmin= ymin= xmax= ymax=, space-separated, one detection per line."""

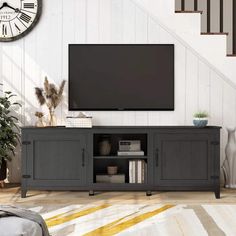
xmin=27 ymin=204 xmax=236 ymax=236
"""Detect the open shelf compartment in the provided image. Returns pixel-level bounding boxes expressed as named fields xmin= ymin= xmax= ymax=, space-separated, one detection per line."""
xmin=93 ymin=158 xmax=148 ymax=184
xmin=93 ymin=133 xmax=147 ymax=156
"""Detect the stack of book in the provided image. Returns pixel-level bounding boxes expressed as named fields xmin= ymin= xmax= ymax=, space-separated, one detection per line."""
xmin=96 ymin=174 xmax=125 ymax=184
xmin=117 ymin=150 xmax=144 ymax=156
xmin=129 ymin=160 xmax=147 ymax=184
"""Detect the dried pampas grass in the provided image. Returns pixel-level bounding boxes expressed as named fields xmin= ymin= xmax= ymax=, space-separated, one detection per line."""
xmin=35 ymin=77 xmax=66 ymax=111
xmin=35 ymin=88 xmax=46 ymax=106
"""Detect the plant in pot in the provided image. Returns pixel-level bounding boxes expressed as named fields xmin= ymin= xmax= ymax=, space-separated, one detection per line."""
xmin=0 ymin=88 xmax=21 ymax=186
xmin=193 ymin=111 xmax=209 ymax=127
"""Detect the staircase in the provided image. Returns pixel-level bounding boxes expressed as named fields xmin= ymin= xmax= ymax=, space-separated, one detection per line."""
xmin=134 ymin=0 xmax=236 ymax=84
xmin=175 ymin=0 xmax=236 ymax=56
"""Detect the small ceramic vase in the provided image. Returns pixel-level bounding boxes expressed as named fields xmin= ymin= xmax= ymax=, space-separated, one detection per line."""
xmin=35 ymin=117 xmax=47 ymax=127
xmin=99 ymin=138 xmax=111 ymax=156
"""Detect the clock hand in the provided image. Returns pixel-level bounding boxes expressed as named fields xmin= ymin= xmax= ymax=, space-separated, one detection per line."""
xmin=0 ymin=2 xmax=21 ymax=12
xmin=0 ymin=2 xmax=7 ymax=10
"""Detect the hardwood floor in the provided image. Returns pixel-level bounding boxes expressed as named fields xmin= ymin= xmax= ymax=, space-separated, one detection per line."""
xmin=1 ymin=185 xmax=236 ymax=206
xmin=1 ymin=185 xmax=236 ymax=235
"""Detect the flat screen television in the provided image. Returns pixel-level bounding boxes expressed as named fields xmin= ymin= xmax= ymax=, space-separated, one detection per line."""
xmin=69 ymin=44 xmax=174 ymax=111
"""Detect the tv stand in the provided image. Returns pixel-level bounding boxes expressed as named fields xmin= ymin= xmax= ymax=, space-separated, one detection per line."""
xmin=21 ymin=126 xmax=221 ymax=198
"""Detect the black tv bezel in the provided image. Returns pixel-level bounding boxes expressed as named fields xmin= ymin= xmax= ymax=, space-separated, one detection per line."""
xmin=68 ymin=44 xmax=175 ymax=111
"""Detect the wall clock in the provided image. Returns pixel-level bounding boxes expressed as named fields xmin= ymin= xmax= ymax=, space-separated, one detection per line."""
xmin=0 ymin=0 xmax=42 ymax=42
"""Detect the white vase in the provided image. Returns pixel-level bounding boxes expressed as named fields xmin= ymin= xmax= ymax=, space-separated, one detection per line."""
xmin=223 ymin=128 xmax=236 ymax=188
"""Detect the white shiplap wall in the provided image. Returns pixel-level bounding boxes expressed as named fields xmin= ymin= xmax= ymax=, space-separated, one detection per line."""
xmin=0 ymin=0 xmax=234 ymax=182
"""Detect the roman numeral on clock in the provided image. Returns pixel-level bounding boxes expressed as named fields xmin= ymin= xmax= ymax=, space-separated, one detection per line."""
xmin=23 ymin=3 xmax=35 ymax=9
xmin=2 ymin=25 xmax=7 ymax=36
xmin=15 ymin=23 xmax=21 ymax=32
xmin=19 ymin=13 xmax=31 ymax=24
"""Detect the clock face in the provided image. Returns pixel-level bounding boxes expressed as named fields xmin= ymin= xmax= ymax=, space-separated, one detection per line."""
xmin=0 ymin=0 xmax=42 ymax=41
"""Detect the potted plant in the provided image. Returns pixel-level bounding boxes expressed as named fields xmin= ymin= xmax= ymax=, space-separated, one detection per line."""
xmin=0 ymin=88 xmax=21 ymax=185
xmin=193 ymin=111 xmax=209 ymax=127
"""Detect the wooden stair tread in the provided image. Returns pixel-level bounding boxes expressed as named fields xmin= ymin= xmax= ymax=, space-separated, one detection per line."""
xmin=175 ymin=10 xmax=203 ymax=14
xmin=201 ymin=32 xmax=229 ymax=35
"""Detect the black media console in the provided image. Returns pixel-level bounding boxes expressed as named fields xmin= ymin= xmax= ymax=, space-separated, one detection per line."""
xmin=21 ymin=126 xmax=221 ymax=198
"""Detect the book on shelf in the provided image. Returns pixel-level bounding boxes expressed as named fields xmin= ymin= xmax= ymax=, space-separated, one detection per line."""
xmin=129 ymin=160 xmax=147 ymax=184
xmin=96 ymin=174 xmax=125 ymax=184
xmin=117 ymin=151 xmax=144 ymax=156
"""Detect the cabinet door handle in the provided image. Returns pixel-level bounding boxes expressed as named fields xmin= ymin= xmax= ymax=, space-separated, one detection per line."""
xmin=155 ymin=148 xmax=159 ymax=167
xmin=82 ymin=148 xmax=85 ymax=167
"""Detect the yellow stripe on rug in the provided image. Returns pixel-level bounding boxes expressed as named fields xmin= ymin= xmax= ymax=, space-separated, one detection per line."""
xmin=84 ymin=204 xmax=175 ymax=236
xmin=46 ymin=204 xmax=110 ymax=228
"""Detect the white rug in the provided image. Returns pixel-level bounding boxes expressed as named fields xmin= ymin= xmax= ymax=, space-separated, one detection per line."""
xmin=27 ymin=204 xmax=236 ymax=236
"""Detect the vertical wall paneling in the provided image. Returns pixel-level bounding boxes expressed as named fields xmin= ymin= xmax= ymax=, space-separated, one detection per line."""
xmin=147 ymin=18 xmax=161 ymax=125
xmin=185 ymin=50 xmax=199 ymax=124
xmin=158 ymin=27 xmax=176 ymax=125
xmin=134 ymin=5 xmax=148 ymax=125
xmin=174 ymin=43 xmax=187 ymax=125
xmin=222 ymin=82 xmax=236 ymax=129
xmin=209 ymin=71 xmax=224 ymax=169
xmin=209 ymin=71 xmax=223 ymax=126
xmin=1 ymin=0 xmax=236 ymax=182
xmin=61 ymin=0 xmax=76 ymax=122
xmin=135 ymin=5 xmax=148 ymax=43
xmin=122 ymin=0 xmax=136 ymax=125
xmin=74 ymin=0 xmax=87 ymax=43
xmin=24 ymin=24 xmax=39 ymax=126
xmin=99 ymin=0 xmax=112 ymax=43
xmin=87 ymin=0 xmax=100 ymax=43
xmin=198 ymin=60 xmax=210 ymax=113
xmin=35 ymin=0 xmax=63 ymax=123
xmin=111 ymin=0 xmax=124 ymax=43
xmin=123 ymin=0 xmax=136 ymax=43
xmin=3 ymin=42 xmax=24 ymax=183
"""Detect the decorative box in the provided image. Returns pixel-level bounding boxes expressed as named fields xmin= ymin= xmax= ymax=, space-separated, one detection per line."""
xmin=66 ymin=117 xmax=92 ymax=128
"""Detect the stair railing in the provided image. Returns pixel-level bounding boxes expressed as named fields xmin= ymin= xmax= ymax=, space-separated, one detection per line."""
xmin=176 ymin=0 xmax=236 ymax=55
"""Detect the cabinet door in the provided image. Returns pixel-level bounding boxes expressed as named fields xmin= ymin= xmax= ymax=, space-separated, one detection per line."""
xmin=27 ymin=133 xmax=87 ymax=187
xmin=154 ymin=133 xmax=214 ymax=186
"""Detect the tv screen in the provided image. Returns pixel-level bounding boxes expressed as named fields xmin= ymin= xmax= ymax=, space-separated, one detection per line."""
xmin=69 ymin=44 xmax=174 ymax=111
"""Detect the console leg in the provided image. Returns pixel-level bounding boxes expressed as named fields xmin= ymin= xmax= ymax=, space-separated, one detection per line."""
xmin=146 ymin=191 xmax=152 ymax=196
xmin=215 ymin=188 xmax=220 ymax=199
xmin=21 ymin=190 xmax=27 ymax=198
xmin=0 ymin=181 xmax=4 ymax=188
xmin=89 ymin=190 xmax=94 ymax=196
